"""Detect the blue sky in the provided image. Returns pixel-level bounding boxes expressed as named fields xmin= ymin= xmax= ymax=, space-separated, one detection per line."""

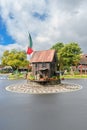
xmin=0 ymin=16 xmax=15 ymax=45
xmin=0 ymin=0 xmax=87 ymax=59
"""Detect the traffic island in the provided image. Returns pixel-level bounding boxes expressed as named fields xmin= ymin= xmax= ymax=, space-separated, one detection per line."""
xmin=6 ymin=82 xmax=82 ymax=94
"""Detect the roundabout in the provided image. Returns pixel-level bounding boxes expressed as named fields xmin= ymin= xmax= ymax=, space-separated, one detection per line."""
xmin=6 ymin=82 xmax=82 ymax=94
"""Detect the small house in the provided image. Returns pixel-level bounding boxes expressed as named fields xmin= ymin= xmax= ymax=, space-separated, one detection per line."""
xmin=30 ymin=49 xmax=58 ymax=80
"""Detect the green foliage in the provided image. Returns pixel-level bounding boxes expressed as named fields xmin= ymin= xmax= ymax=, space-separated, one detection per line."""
xmin=1 ymin=49 xmax=29 ymax=70
xmin=27 ymin=74 xmax=35 ymax=80
xmin=51 ymin=42 xmax=82 ymax=71
xmin=59 ymin=42 xmax=82 ymax=67
xmin=8 ymin=73 xmax=24 ymax=79
xmin=74 ymin=71 xmax=80 ymax=75
xmin=51 ymin=42 xmax=64 ymax=52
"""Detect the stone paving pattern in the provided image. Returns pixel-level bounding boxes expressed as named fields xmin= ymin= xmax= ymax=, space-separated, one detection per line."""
xmin=6 ymin=82 xmax=82 ymax=94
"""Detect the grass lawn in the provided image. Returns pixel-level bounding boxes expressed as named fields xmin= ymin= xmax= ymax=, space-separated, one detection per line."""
xmin=61 ymin=74 xmax=87 ymax=79
xmin=8 ymin=73 xmax=25 ymax=79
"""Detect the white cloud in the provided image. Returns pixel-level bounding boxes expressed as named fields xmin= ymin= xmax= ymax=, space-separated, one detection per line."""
xmin=36 ymin=36 xmax=50 ymax=43
xmin=0 ymin=0 xmax=87 ymax=59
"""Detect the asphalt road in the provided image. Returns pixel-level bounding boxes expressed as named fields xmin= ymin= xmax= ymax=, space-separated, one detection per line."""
xmin=0 ymin=76 xmax=87 ymax=130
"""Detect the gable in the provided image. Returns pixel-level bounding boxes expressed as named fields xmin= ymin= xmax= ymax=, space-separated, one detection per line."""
xmin=30 ymin=49 xmax=56 ymax=63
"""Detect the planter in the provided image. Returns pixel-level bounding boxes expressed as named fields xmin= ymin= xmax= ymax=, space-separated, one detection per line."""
xmin=40 ymin=78 xmax=45 ymax=81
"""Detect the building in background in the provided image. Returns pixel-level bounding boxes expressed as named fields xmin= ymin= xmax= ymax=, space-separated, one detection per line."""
xmin=78 ymin=54 xmax=87 ymax=74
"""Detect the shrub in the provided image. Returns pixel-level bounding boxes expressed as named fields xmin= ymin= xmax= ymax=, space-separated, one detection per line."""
xmin=27 ymin=74 xmax=35 ymax=80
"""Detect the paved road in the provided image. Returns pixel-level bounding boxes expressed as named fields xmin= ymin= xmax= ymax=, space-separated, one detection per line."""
xmin=0 ymin=77 xmax=87 ymax=130
xmin=0 ymin=74 xmax=9 ymax=79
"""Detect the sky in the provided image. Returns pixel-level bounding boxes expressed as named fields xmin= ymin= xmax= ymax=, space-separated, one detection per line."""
xmin=0 ymin=0 xmax=87 ymax=60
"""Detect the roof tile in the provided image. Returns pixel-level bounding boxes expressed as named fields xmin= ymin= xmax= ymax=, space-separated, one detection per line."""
xmin=30 ymin=49 xmax=56 ymax=63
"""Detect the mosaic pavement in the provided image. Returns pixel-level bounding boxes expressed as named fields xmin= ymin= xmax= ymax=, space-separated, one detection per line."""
xmin=6 ymin=82 xmax=82 ymax=94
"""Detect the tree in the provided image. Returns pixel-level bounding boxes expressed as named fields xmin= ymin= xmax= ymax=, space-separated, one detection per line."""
xmin=59 ymin=43 xmax=82 ymax=71
xmin=51 ymin=42 xmax=82 ymax=71
xmin=51 ymin=42 xmax=64 ymax=71
xmin=51 ymin=42 xmax=64 ymax=52
xmin=1 ymin=49 xmax=29 ymax=70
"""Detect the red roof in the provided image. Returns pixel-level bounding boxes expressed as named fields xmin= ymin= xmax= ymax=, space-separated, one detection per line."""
xmin=30 ymin=49 xmax=56 ymax=63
